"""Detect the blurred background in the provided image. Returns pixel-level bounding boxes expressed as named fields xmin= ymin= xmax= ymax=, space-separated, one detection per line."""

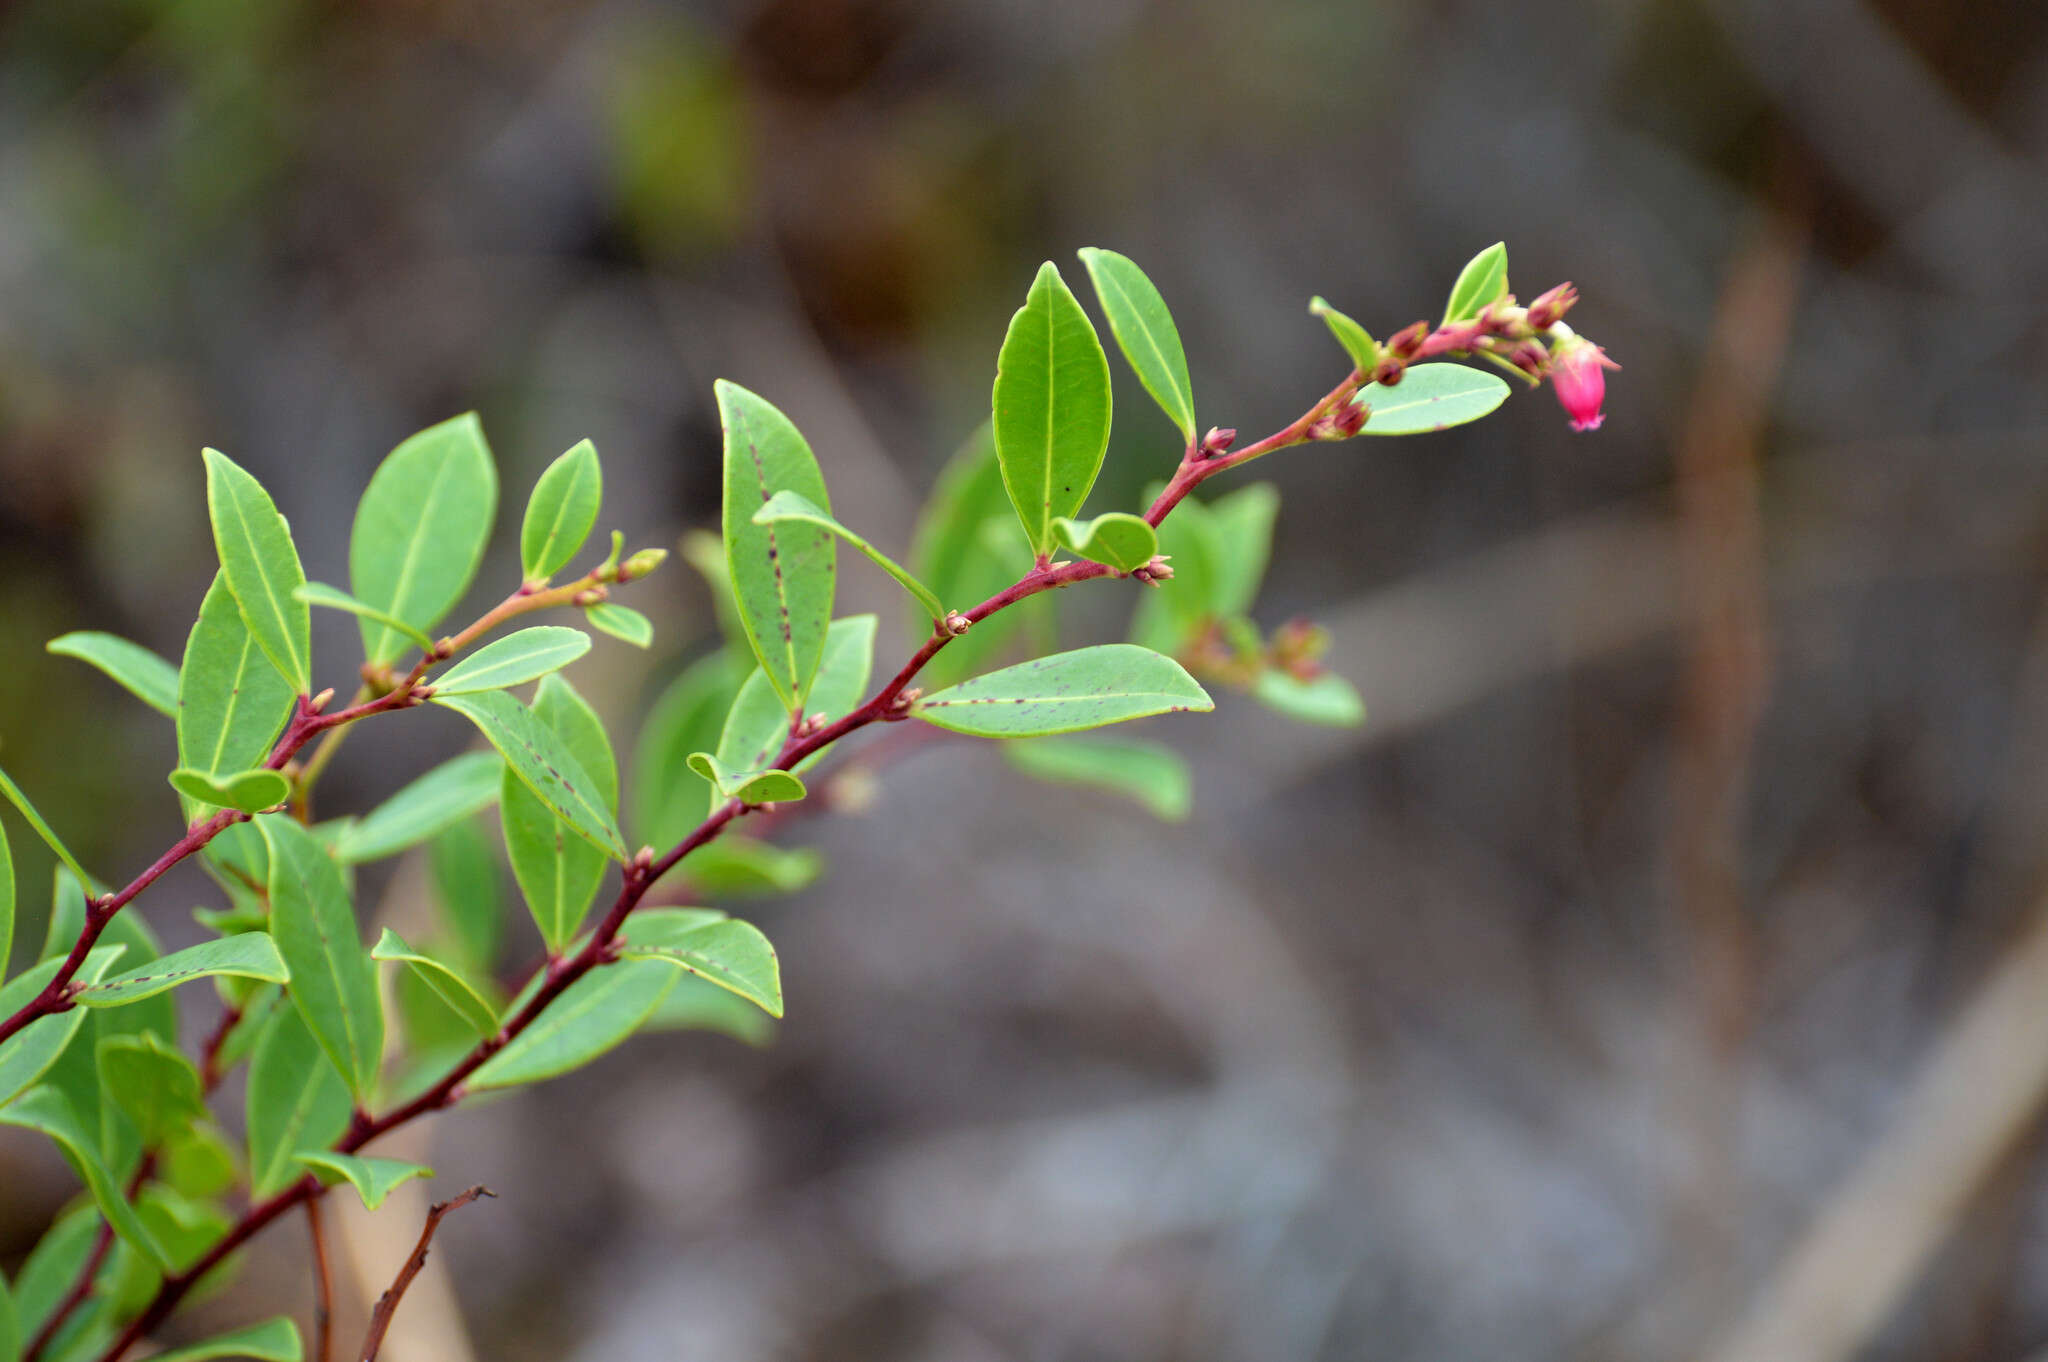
xmin=5 ymin=0 xmax=2048 ymax=1359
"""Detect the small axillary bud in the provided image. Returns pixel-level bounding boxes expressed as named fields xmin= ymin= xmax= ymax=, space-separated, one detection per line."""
xmin=1308 ymin=401 xmax=1369 ymax=441
xmin=942 ymin=611 xmax=973 ymax=636
xmin=1526 ymin=281 xmax=1579 ymax=330
xmin=882 ymin=687 xmax=921 ymax=720
xmin=798 ymin=711 xmax=829 ymax=736
xmin=1199 ymin=426 xmax=1238 ymax=459
xmin=618 ymin=547 xmax=669 ymax=582
xmin=308 ymin=687 xmax=336 ymax=713
xmin=571 ymin=585 xmax=609 ymax=607
xmin=1478 ymin=299 xmax=1531 ymax=338
xmin=1130 ymin=553 xmax=1175 ymax=585
xmin=1386 ymin=321 xmax=1429 ymax=360
xmin=1370 ymin=357 xmax=1406 ymax=388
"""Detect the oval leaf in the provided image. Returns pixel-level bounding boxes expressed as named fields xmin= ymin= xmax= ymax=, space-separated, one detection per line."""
xmin=46 ymin=632 xmax=180 ymax=718
xmin=684 ymin=753 xmax=806 ymax=807
xmin=1078 ymin=247 xmax=1195 ymax=441
xmin=1254 ymin=669 xmax=1366 ymax=726
xmin=370 ymin=929 xmax=497 ymax=1038
xmin=147 ymin=1318 xmax=303 ymax=1362
xmin=435 ymin=689 xmax=625 ymax=859
xmin=466 ymin=957 xmax=677 ymax=1091
xmin=1308 ymin=296 xmax=1378 ymax=372
xmin=292 ymin=582 xmax=435 ymax=652
xmin=910 ymin=644 xmax=1213 ymax=738
xmin=501 ymin=674 xmax=618 ymax=950
xmin=619 ymin=910 xmax=783 ymax=1018
xmin=1003 ymin=736 xmax=1192 ymax=821
xmin=75 ymin=934 xmax=289 ymax=1008
xmin=295 ymin=1152 xmax=433 ymax=1212
xmin=430 ymin=626 xmax=591 ymax=696
xmin=95 ymin=1033 xmax=206 ymax=1148
xmin=258 ymin=817 xmax=383 ymax=1097
xmin=245 ymin=1006 xmax=350 ymax=1198
xmin=1358 ymin=364 xmax=1510 ymax=436
xmin=520 ymin=439 xmax=604 ymax=581
xmin=717 ymin=381 xmax=836 ymax=714
xmin=349 ymin=414 xmax=499 ymax=666
xmin=1442 ymin=241 xmax=1509 ymax=324
xmin=752 ymin=489 xmax=945 ymax=622
xmin=1050 ymin=512 xmax=1158 ymax=573
xmin=167 ymin=769 xmax=290 ymax=815
xmin=583 ymin=603 xmax=652 ymax=649
xmin=992 ymin=261 xmax=1114 ymax=557
xmin=202 ymin=449 xmax=312 ymax=694
xmin=334 ymin=750 xmax=502 ymax=865
xmin=177 ymin=572 xmax=297 ymax=794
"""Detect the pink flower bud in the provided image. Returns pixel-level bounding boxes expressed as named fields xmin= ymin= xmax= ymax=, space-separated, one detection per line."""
xmin=1527 ymin=282 xmax=1579 ymax=329
xmin=1548 ymin=335 xmax=1618 ymax=432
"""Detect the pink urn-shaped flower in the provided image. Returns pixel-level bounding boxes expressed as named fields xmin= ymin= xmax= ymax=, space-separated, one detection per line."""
xmin=1549 ymin=333 xmax=1619 ymax=432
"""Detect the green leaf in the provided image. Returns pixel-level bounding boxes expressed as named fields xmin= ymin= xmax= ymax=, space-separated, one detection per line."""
xmin=1253 ymin=669 xmax=1366 ymax=726
xmin=629 ymin=652 xmax=747 ymax=850
xmin=258 ymin=817 xmax=383 ymax=1097
xmin=992 ymin=261 xmax=1114 ymax=557
xmin=0 ymin=948 xmax=124 ymax=1108
xmin=167 ymin=769 xmax=289 ymax=815
xmin=715 ymin=615 xmax=876 ymax=780
xmin=1308 ymin=296 xmax=1378 ymax=372
xmin=334 ymin=750 xmax=502 ymax=865
xmin=501 ymin=675 xmax=619 ymax=950
xmin=162 ymin=1122 xmax=241 ymax=1200
xmin=1050 ymin=512 xmax=1158 ymax=573
xmin=619 ymin=910 xmax=783 ymax=1017
xmin=467 ymin=957 xmax=677 ymax=1091
xmin=349 ymin=414 xmax=499 ymax=667
xmin=717 ymin=380 xmax=837 ymax=713
xmin=430 ymin=626 xmax=590 ymax=696
xmin=640 ymin=973 xmax=776 ymax=1045
xmin=295 ymin=1152 xmax=433 ymax=1212
xmin=0 ymin=821 xmax=12 ymax=992
xmin=201 ymin=449 xmax=312 ymax=694
xmin=147 ymin=1317 xmax=302 ymax=1362
xmin=911 ymin=644 xmax=1213 ymax=738
xmin=1358 ymin=364 xmax=1510 ymax=435
xmin=434 ymin=689 xmax=625 ymax=860
xmin=45 ymin=633 xmax=180 ymax=718
xmin=177 ymin=572 xmax=297 ymax=797
xmin=520 ymin=439 xmax=603 ymax=581
xmin=675 ymin=838 xmax=821 ymax=897
xmin=0 ymin=767 xmax=93 ymax=892
xmin=291 ymin=582 xmax=434 ymax=652
xmin=95 ymin=1033 xmax=205 ymax=1147
xmin=371 ymin=929 xmax=496 ymax=1038
xmin=909 ymin=426 xmax=1043 ymax=689
xmin=428 ymin=819 xmax=503 ymax=971
xmin=245 ymin=1005 xmax=351 ymax=1198
xmin=1442 ymin=241 xmax=1509 ymax=324
xmin=685 ymin=754 xmax=806 ymax=806
xmin=1078 ymin=247 xmax=1195 ymax=442
xmin=0 ymin=1087 xmax=167 ymax=1267
xmin=583 ymin=603 xmax=652 ymax=649
xmin=74 ymin=934 xmax=288 ymax=1008
xmin=752 ymin=489 xmax=945 ymax=622
xmin=0 ymin=1265 xmax=18 ymax=1362
xmin=1003 ymin=736 xmax=1192 ymax=821
xmin=1206 ymin=483 xmax=1281 ymax=617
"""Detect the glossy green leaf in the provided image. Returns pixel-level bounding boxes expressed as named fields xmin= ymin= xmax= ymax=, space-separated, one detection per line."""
xmin=685 ymin=754 xmax=805 ymax=806
xmin=334 ymin=750 xmax=502 ymax=865
xmin=520 ymin=439 xmax=603 ymax=581
xmin=177 ymin=572 xmax=297 ymax=796
xmin=162 ymin=1122 xmax=241 ymax=1200
xmin=1254 ymin=669 xmax=1366 ymax=726
xmin=167 ymin=768 xmax=289 ymax=815
xmin=0 ymin=948 xmax=125 ymax=1109
xmin=74 ymin=934 xmax=288 ymax=1009
xmin=245 ymin=1005 xmax=351 ymax=1198
xmin=1358 ymin=364 xmax=1510 ymax=435
xmin=0 ymin=1265 xmax=17 ymax=1362
xmin=349 ymin=414 xmax=499 ymax=666
xmin=583 ymin=603 xmax=652 ymax=649
xmin=630 ymin=651 xmax=747 ymax=850
xmin=992 ymin=261 xmax=1114 ymax=557
xmin=640 ymin=973 xmax=776 ymax=1045
xmin=0 ymin=766 xmax=93 ymax=892
xmin=753 ymin=490 xmax=944 ymax=622
xmin=296 ymin=1152 xmax=433 ymax=1212
xmin=717 ymin=380 xmax=837 ymax=713
xmin=434 ymin=689 xmax=625 ymax=860
xmin=716 ymin=615 xmax=876 ymax=779
xmin=1078 ymin=247 xmax=1195 ymax=441
xmin=259 ymin=817 xmax=382 ymax=1096
xmin=371 ymin=929 xmax=496 ymax=1038
xmin=95 ymin=1033 xmax=205 ymax=1148
xmin=1003 ymin=736 xmax=1192 ymax=821
xmin=430 ymin=626 xmax=590 ymax=695
xmin=0 ymin=1086 xmax=167 ymax=1266
xmin=1309 ymin=296 xmax=1378 ymax=372
xmin=619 ymin=910 xmax=782 ymax=1018
xmin=202 ymin=449 xmax=312 ymax=694
xmin=912 ymin=645 xmax=1212 ymax=738
xmin=148 ymin=1317 xmax=303 ymax=1362
xmin=45 ymin=633 xmax=180 ymax=718
xmin=1442 ymin=241 xmax=1509 ymax=324
xmin=428 ymin=819 xmax=503 ymax=971
xmin=1206 ymin=483 xmax=1281 ymax=617
xmin=467 ymin=957 xmax=677 ymax=1091
xmin=501 ymin=675 xmax=618 ymax=950
xmin=291 ymin=582 xmax=434 ymax=652
xmin=1050 ymin=512 xmax=1158 ymax=573
xmin=674 ymin=837 xmax=821 ymax=898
